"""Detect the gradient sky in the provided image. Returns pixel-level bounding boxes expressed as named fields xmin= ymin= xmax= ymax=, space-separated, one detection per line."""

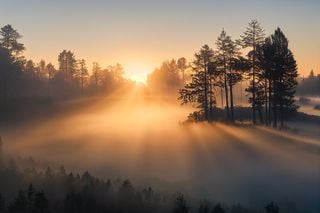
xmin=1 ymin=0 xmax=319 ymax=80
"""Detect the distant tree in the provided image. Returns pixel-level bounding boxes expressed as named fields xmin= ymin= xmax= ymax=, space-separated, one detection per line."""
xmin=0 ymin=136 xmax=3 ymax=167
xmin=0 ymin=25 xmax=25 ymax=58
xmin=230 ymin=204 xmax=248 ymax=213
xmin=78 ymin=59 xmax=88 ymax=95
xmin=0 ymin=193 xmax=5 ymax=212
xmin=212 ymin=203 xmax=225 ymax=213
xmin=91 ymin=62 xmax=102 ymax=95
xmin=179 ymin=45 xmax=215 ymax=121
xmin=27 ymin=184 xmax=35 ymax=213
xmin=198 ymin=201 xmax=210 ymax=213
xmin=309 ymin=69 xmax=315 ymax=78
xmin=58 ymin=50 xmax=77 ymax=93
xmin=265 ymin=202 xmax=279 ymax=213
xmin=9 ymin=190 xmax=28 ymax=213
xmin=239 ymin=20 xmax=265 ymax=124
xmin=34 ymin=191 xmax=49 ymax=213
xmin=177 ymin=57 xmax=188 ymax=84
xmin=148 ymin=59 xmax=182 ymax=95
xmin=46 ymin=63 xmax=56 ymax=99
xmin=173 ymin=194 xmax=189 ymax=213
xmin=38 ymin=60 xmax=46 ymax=78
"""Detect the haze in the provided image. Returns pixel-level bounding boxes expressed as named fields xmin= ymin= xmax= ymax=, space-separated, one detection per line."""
xmin=1 ymin=87 xmax=319 ymax=211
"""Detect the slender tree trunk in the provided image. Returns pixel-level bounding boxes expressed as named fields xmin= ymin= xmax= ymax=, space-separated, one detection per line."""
xmin=264 ymin=78 xmax=268 ymax=126
xmin=47 ymin=73 xmax=50 ymax=101
xmin=268 ymin=80 xmax=273 ymax=126
xmin=273 ymin=80 xmax=277 ymax=128
xmin=279 ymin=77 xmax=284 ymax=128
xmin=95 ymin=75 xmax=98 ymax=96
xmin=258 ymin=107 xmax=264 ymax=123
xmin=252 ymin=59 xmax=256 ymax=125
xmin=221 ymin=87 xmax=224 ymax=109
xmin=204 ymin=61 xmax=209 ymax=121
xmin=224 ymin=73 xmax=230 ymax=120
xmin=81 ymin=76 xmax=84 ymax=96
xmin=182 ymin=70 xmax=185 ymax=85
xmin=209 ymin=75 xmax=213 ymax=121
xmin=229 ymin=81 xmax=234 ymax=123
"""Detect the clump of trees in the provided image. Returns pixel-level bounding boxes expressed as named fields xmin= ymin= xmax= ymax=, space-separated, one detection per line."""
xmin=0 ymin=24 xmax=130 ymax=103
xmin=147 ymin=58 xmax=188 ymax=96
xmin=297 ymin=70 xmax=320 ymax=96
xmin=179 ymin=20 xmax=298 ymax=128
xmin=0 ymin=153 xmax=285 ymax=213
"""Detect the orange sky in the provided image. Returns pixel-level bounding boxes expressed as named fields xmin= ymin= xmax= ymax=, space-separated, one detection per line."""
xmin=1 ymin=0 xmax=319 ymax=80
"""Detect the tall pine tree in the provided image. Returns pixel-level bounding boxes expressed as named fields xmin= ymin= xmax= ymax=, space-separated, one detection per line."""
xmin=239 ymin=20 xmax=265 ymax=124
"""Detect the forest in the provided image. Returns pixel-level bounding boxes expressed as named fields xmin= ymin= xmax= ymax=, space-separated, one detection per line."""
xmin=0 ymin=17 xmax=319 ymax=213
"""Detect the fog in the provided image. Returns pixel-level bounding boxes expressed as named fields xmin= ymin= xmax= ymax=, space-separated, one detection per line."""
xmin=2 ymin=86 xmax=320 ymax=211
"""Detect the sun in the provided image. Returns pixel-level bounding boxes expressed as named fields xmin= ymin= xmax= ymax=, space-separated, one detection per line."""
xmin=125 ymin=63 xmax=152 ymax=84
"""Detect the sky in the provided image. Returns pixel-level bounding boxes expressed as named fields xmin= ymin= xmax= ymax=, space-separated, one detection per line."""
xmin=1 ymin=0 xmax=319 ymax=81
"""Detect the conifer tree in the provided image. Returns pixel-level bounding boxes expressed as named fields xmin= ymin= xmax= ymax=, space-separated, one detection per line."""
xmin=239 ymin=20 xmax=265 ymax=124
xmin=179 ymin=45 xmax=215 ymax=121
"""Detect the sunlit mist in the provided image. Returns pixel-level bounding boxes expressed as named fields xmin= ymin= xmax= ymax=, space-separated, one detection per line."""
xmin=2 ymin=86 xmax=319 ymax=209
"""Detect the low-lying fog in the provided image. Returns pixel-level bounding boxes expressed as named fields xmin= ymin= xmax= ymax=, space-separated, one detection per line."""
xmin=2 ymin=87 xmax=320 ymax=211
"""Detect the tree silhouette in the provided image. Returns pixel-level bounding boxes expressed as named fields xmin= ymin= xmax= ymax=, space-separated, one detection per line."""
xmin=0 ymin=25 xmax=25 ymax=58
xmin=173 ymin=194 xmax=189 ymax=213
xmin=177 ymin=57 xmax=188 ymax=84
xmin=198 ymin=201 xmax=210 ymax=213
xmin=0 ymin=46 xmax=20 ymax=101
xmin=34 ymin=191 xmax=49 ymax=213
xmin=263 ymin=28 xmax=298 ymax=127
xmin=265 ymin=202 xmax=279 ymax=213
xmin=212 ymin=203 xmax=225 ymax=213
xmin=58 ymin=50 xmax=77 ymax=94
xmin=179 ymin=45 xmax=215 ymax=121
xmin=0 ymin=193 xmax=5 ymax=212
xmin=9 ymin=190 xmax=28 ymax=213
xmin=239 ymin=20 xmax=265 ymax=125
xmin=78 ymin=59 xmax=89 ymax=95
xmin=216 ymin=29 xmax=243 ymax=122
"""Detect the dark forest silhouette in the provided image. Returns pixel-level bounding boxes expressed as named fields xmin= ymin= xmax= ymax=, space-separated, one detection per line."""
xmin=0 ymin=151 xmax=284 ymax=213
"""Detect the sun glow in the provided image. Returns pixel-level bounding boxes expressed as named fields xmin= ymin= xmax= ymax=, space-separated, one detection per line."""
xmin=125 ymin=63 xmax=152 ymax=84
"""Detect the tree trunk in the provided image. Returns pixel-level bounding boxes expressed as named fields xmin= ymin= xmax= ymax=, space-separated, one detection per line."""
xmin=279 ymin=77 xmax=284 ymax=128
xmin=252 ymin=71 xmax=256 ymax=124
xmin=229 ymin=82 xmax=234 ymax=123
xmin=268 ymin=81 xmax=273 ymax=126
xmin=272 ymin=80 xmax=277 ymax=128
xmin=258 ymin=107 xmax=264 ymax=123
xmin=264 ymin=78 xmax=268 ymax=126
xmin=221 ymin=88 xmax=224 ymax=109
xmin=224 ymin=73 xmax=230 ymax=120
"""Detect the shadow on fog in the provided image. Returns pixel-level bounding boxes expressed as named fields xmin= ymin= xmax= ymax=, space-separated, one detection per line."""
xmin=1 ymin=86 xmax=320 ymax=210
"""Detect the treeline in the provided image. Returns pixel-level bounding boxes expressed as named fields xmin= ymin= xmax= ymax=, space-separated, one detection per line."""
xmin=0 ymin=157 xmax=282 ymax=213
xmin=0 ymin=25 xmax=131 ymax=102
xmin=297 ymin=70 xmax=320 ymax=96
xmin=179 ymin=20 xmax=298 ymax=128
